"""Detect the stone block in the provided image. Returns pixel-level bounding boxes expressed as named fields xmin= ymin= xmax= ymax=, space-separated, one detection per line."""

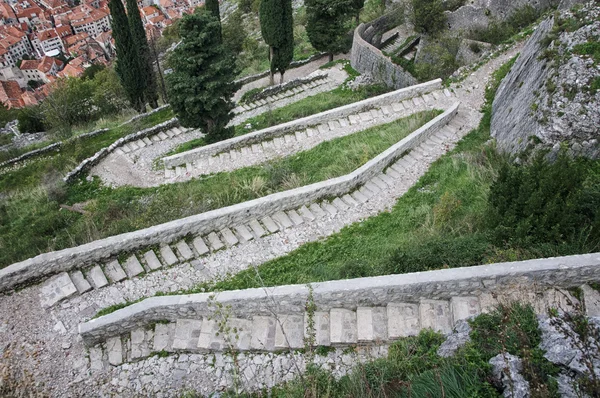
xmin=192 ymin=236 xmax=210 ymax=256
xmin=304 ymin=311 xmax=330 ymax=346
xmin=160 ymin=245 xmax=178 ymax=266
xmin=130 ymin=328 xmax=151 ymax=360
xmin=250 ymin=316 xmax=276 ymax=351
xmin=357 ymin=307 xmax=388 ymax=342
xmin=143 ymin=250 xmax=163 ymax=271
xmin=298 ymin=205 xmax=315 ymax=221
xmin=87 ymin=265 xmax=109 ymax=290
xmin=273 ymin=211 xmax=293 ymax=229
xmin=420 ymin=300 xmax=452 ymax=334
xmin=274 ymin=314 xmax=304 ymax=349
xmin=104 ymin=260 xmax=127 ymax=283
xmin=387 ymin=303 xmax=420 ymax=339
xmin=220 ymin=228 xmax=239 ymax=246
xmin=248 ymin=219 xmax=267 ymax=237
xmin=450 ymin=296 xmax=481 ymax=324
xmin=308 ymin=203 xmax=326 ymax=218
xmin=207 ymin=232 xmax=225 ymax=251
xmin=286 ymin=209 xmax=304 ymax=226
xmin=153 ymin=323 xmax=175 ymax=352
xmin=261 ymin=216 xmax=280 ymax=233
xmin=330 ymin=309 xmax=357 ymax=344
xmin=175 ymin=241 xmax=194 ymax=261
xmin=582 ymin=285 xmax=600 ymax=317
xmin=332 ymin=197 xmax=349 ymax=211
xmin=40 ymin=272 xmax=78 ymax=308
xmin=234 ymin=225 xmax=254 ymax=242
xmin=172 ymin=319 xmax=203 ymax=350
xmin=106 ymin=336 xmax=123 ymax=366
xmin=70 ymin=270 xmax=92 ymax=294
xmin=124 ymin=255 xmax=144 ymax=277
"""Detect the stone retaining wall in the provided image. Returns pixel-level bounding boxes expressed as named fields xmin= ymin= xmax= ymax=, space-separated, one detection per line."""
xmin=350 ymin=9 xmax=418 ymax=89
xmin=63 ymin=118 xmax=179 ymax=183
xmin=162 ymin=79 xmax=442 ymax=169
xmin=234 ymin=53 xmax=329 ymax=87
xmin=0 ymin=103 xmax=457 ymax=293
xmin=79 ymin=252 xmax=600 ymax=345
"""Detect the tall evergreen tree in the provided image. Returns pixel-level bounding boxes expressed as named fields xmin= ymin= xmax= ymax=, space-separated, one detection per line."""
xmin=108 ymin=0 xmax=144 ymax=111
xmin=205 ymin=0 xmax=222 ymax=40
xmin=166 ymin=9 xmax=239 ymax=143
xmin=259 ymin=0 xmax=294 ymax=85
xmin=351 ymin=0 xmax=365 ymax=23
xmin=306 ymin=0 xmax=353 ymax=62
xmin=126 ymin=0 xmax=158 ymax=108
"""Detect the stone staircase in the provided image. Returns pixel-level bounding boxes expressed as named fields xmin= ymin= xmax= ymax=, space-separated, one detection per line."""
xmin=233 ymin=76 xmax=330 ymax=115
xmin=164 ymin=88 xmax=457 ymax=180
xmin=39 ymin=110 xmax=468 ymax=309
xmin=113 ymin=126 xmax=198 ymax=161
xmin=87 ymin=285 xmax=599 ymax=369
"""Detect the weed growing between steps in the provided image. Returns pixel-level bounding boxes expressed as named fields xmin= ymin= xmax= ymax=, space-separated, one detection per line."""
xmin=0 ymin=111 xmax=437 ymax=269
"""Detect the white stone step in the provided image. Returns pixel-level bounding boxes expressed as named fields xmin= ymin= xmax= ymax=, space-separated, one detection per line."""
xmin=143 ymin=250 xmax=163 ymax=271
xmin=341 ymin=194 xmax=358 ymax=207
xmin=104 ymin=260 xmax=127 ymax=283
xmin=308 ymin=203 xmax=327 ymax=218
xmin=385 ymin=167 xmax=401 ymax=179
xmin=71 ymin=270 xmax=92 ymax=294
xmin=298 ymin=205 xmax=315 ymax=221
xmin=295 ymin=130 xmax=307 ymax=141
xmin=332 ymin=197 xmax=349 ymax=211
xmin=130 ymin=328 xmax=152 ymax=360
xmin=160 ymin=245 xmax=179 ymax=266
xmin=40 ymin=272 xmax=78 ymax=308
xmin=358 ymin=185 xmax=376 ymax=199
xmin=419 ymin=299 xmax=452 ymax=334
xmin=582 ymin=285 xmax=600 ymax=316
xmin=261 ymin=216 xmax=280 ymax=233
xmin=304 ymin=311 xmax=330 ymax=346
xmin=306 ymin=127 xmax=317 ymax=137
xmin=157 ymin=132 xmax=168 ymax=140
xmin=287 ymin=209 xmax=304 ymax=226
xmin=371 ymin=176 xmax=388 ymax=190
xmin=106 ymin=336 xmax=123 ymax=366
xmin=450 ymin=296 xmax=481 ymax=323
xmin=357 ymin=307 xmax=388 ymax=342
xmin=321 ymin=201 xmax=338 ymax=216
xmin=142 ymin=137 xmax=152 ymax=145
xmin=153 ymin=323 xmax=175 ymax=352
xmin=234 ymin=225 xmax=254 ymax=242
xmin=274 ymin=314 xmax=304 ymax=349
xmin=175 ymin=240 xmax=194 ymax=261
xmin=351 ymin=190 xmax=368 ymax=204
xmin=378 ymin=173 xmax=395 ymax=187
xmin=250 ymin=316 xmax=276 ymax=351
xmin=273 ymin=211 xmax=294 ymax=229
xmin=387 ymin=303 xmax=420 ymax=339
xmin=330 ymin=309 xmax=357 ymax=344
xmin=165 ymin=129 xmax=175 ymax=138
xmin=172 ymin=319 xmax=203 ymax=350
xmin=248 ymin=219 xmax=267 ymax=238
xmin=220 ymin=228 xmax=239 ymax=246
xmin=317 ymin=124 xmax=329 ymax=134
xmin=87 ymin=265 xmax=109 ymax=289
xmin=283 ymin=134 xmax=295 ymax=145
xmin=364 ymin=181 xmax=381 ymax=193
xmin=207 ymin=232 xmax=225 ymax=251
xmin=192 ymin=236 xmax=210 ymax=255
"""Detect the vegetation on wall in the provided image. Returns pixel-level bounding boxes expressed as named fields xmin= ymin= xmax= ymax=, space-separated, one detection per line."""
xmin=411 ymin=0 xmax=447 ymax=35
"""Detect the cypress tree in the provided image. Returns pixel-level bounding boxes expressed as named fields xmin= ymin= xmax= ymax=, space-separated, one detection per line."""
xmin=108 ymin=0 xmax=144 ymax=111
xmin=204 ymin=0 xmax=222 ymax=41
xmin=126 ymin=0 xmax=158 ymax=108
xmin=259 ymin=0 xmax=293 ymax=85
xmin=306 ymin=0 xmax=353 ymax=62
xmin=166 ymin=9 xmax=239 ymax=143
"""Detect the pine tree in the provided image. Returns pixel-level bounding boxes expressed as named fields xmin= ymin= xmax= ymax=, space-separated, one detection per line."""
xmin=204 ymin=0 xmax=222 ymax=41
xmin=351 ymin=0 xmax=365 ymax=23
xmin=306 ymin=0 xmax=353 ymax=62
xmin=259 ymin=0 xmax=294 ymax=85
xmin=108 ymin=0 xmax=144 ymax=111
xmin=126 ymin=0 xmax=158 ymax=108
xmin=166 ymin=10 xmax=239 ymax=143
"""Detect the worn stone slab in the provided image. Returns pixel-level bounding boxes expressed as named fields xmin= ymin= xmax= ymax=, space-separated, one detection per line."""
xmin=234 ymin=225 xmax=254 ymax=242
xmin=582 ymin=285 xmax=600 ymax=316
xmin=287 ymin=209 xmax=304 ymax=226
xmin=143 ymin=250 xmax=163 ymax=271
xmin=351 ymin=190 xmax=368 ymax=204
xmin=381 ymin=105 xmax=392 ymax=116
xmin=251 ymin=144 xmax=262 ymax=154
xmin=339 ymin=118 xmax=349 ymax=127
xmin=70 ymin=270 xmax=92 ymax=294
xmin=295 ymin=130 xmax=307 ymax=141
xmin=160 ymin=245 xmax=178 ymax=266
xmin=220 ymin=228 xmax=239 ymax=246
xmin=420 ymin=300 xmax=452 ymax=334
xmin=135 ymin=140 xmax=146 ymax=148
xmin=284 ymin=134 xmax=295 ymax=144
xmin=250 ymin=316 xmax=276 ymax=351
xmin=359 ymin=111 xmax=373 ymax=122
xmin=130 ymin=328 xmax=151 ymax=360
xmin=317 ymin=124 xmax=329 ymax=134
xmin=358 ymin=186 xmax=375 ymax=198
xmin=298 ymin=205 xmax=315 ymax=221
xmin=172 ymin=319 xmax=203 ymax=350
xmin=192 ymin=236 xmax=209 ymax=256
xmin=175 ymin=241 xmax=194 ymax=261
xmin=385 ymin=167 xmax=401 ymax=179
xmin=87 ymin=265 xmax=109 ymax=289
xmin=227 ymin=318 xmax=254 ymax=351
xmin=89 ymin=346 xmax=104 ymax=371
xmin=122 ymin=255 xmax=144 ymax=278
xmin=142 ymin=137 xmax=153 ymax=145
xmin=197 ymin=319 xmax=224 ymax=351
xmin=40 ymin=272 xmax=78 ymax=308
xmin=104 ymin=260 xmax=127 ymax=283
xmin=330 ymin=309 xmax=357 ymax=344
xmin=248 ymin=219 xmax=267 ymax=237
xmin=308 ymin=203 xmax=326 ymax=218
xmin=304 ymin=311 xmax=330 ymax=346
xmin=273 ymin=211 xmax=293 ymax=229
xmin=207 ymin=232 xmax=225 ymax=251
xmin=261 ymin=216 xmax=279 ymax=233
xmin=106 ymin=336 xmax=123 ymax=366
xmin=332 ymin=197 xmax=349 ymax=211
xmin=306 ymin=127 xmax=317 ymax=137
xmin=387 ymin=303 xmax=420 ymax=338
xmin=348 ymin=114 xmax=360 ymax=125
xmin=321 ymin=202 xmax=338 ymax=216
xmin=341 ymin=194 xmax=358 ymax=207
xmin=371 ymin=176 xmax=388 ymax=190
xmin=274 ymin=314 xmax=304 ymax=349
xmin=157 ymin=132 xmax=168 ymax=140
xmin=153 ymin=323 xmax=175 ymax=352
xmin=391 ymin=102 xmax=404 ymax=112
xmin=364 ymin=181 xmax=381 ymax=193
xmin=357 ymin=307 xmax=388 ymax=342
xmin=379 ymin=173 xmax=395 ymax=187
xmin=450 ymin=297 xmax=481 ymax=323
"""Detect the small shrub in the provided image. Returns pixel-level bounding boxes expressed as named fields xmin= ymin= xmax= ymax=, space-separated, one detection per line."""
xmin=412 ymin=0 xmax=448 ymax=35
xmin=17 ymin=105 xmax=46 ymax=134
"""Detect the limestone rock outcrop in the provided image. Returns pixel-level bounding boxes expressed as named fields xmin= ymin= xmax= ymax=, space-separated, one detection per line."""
xmin=491 ymin=2 xmax=600 ymax=158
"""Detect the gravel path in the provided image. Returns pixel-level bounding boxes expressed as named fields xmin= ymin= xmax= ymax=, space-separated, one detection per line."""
xmin=0 ymin=43 xmax=523 ymax=397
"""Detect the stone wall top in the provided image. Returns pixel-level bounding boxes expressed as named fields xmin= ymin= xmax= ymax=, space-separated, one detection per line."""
xmin=79 ymin=252 xmax=600 ymax=345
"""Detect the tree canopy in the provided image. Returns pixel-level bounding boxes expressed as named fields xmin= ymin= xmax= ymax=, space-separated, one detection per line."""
xmin=306 ymin=0 xmax=355 ymax=61
xmin=259 ymin=0 xmax=294 ymax=84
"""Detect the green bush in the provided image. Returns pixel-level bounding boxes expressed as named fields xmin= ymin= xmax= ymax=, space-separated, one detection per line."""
xmin=17 ymin=105 xmax=46 ymax=134
xmin=412 ymin=0 xmax=448 ymax=35
xmin=413 ymin=37 xmax=460 ymax=81
xmin=470 ymin=5 xmax=540 ymax=45
xmin=487 ymin=152 xmax=600 ymax=250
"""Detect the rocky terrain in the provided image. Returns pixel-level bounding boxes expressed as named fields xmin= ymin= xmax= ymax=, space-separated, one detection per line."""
xmin=491 ymin=1 xmax=600 ymax=158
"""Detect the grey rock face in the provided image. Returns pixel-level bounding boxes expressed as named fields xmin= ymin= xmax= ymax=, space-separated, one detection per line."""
xmin=437 ymin=319 xmax=471 ymax=357
xmin=491 ymin=3 xmax=600 ymax=158
xmin=489 ymin=353 xmax=531 ymax=398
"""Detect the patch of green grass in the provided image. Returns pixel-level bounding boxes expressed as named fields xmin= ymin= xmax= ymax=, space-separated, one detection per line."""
xmin=163 ymin=138 xmax=206 ymax=157
xmin=1 ymin=111 xmax=437 ymax=269
xmin=0 ymin=133 xmax=14 ymax=147
xmin=573 ymin=40 xmax=600 ymax=63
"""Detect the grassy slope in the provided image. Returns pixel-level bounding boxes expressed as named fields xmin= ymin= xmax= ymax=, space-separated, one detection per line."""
xmin=0 ymin=111 xmax=437 ymax=268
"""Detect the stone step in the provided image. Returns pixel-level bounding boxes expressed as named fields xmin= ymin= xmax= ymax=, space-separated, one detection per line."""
xmin=298 ymin=205 xmax=316 ymax=221
xmin=357 ymin=307 xmax=388 ymax=342
xmin=304 ymin=311 xmax=330 ymax=346
xmin=248 ymin=219 xmax=267 ymax=238
xmin=330 ymin=308 xmax=357 ymax=344
xmin=581 ymin=285 xmax=600 ymax=316
xmin=234 ymin=224 xmax=254 ymax=242
xmin=450 ymin=296 xmax=481 ymax=324
xmin=153 ymin=322 xmax=176 ymax=352
xmin=144 ymin=250 xmax=164 ymax=271
xmin=40 ymin=272 xmax=78 ymax=308
xmin=287 ymin=209 xmax=304 ymax=226
xmin=387 ymin=302 xmax=420 ymax=339
xmin=172 ymin=319 xmax=203 ymax=351
xmin=309 ymin=203 xmax=327 ymax=218
xmin=104 ymin=260 xmax=127 ymax=283
xmin=273 ymin=211 xmax=293 ymax=229
xmin=261 ymin=216 xmax=280 ymax=233
xmin=175 ymin=240 xmax=194 ymax=261
xmin=130 ymin=328 xmax=152 ymax=360
xmin=207 ymin=232 xmax=225 ymax=251
xmin=192 ymin=236 xmax=210 ymax=255
xmin=160 ymin=245 xmax=179 ymax=266
xmin=250 ymin=316 xmax=277 ymax=351
xmin=419 ymin=299 xmax=452 ymax=334
xmin=71 ymin=270 xmax=92 ymax=294
xmin=220 ymin=228 xmax=239 ymax=246
xmin=87 ymin=265 xmax=109 ymax=289
xmin=274 ymin=314 xmax=304 ymax=349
